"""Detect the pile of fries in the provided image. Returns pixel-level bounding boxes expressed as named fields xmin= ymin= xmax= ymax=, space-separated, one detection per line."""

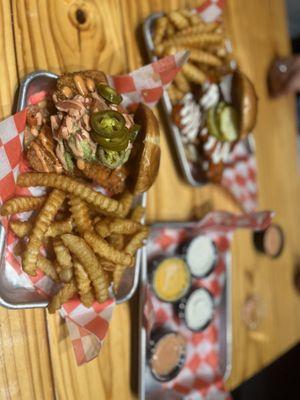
xmin=153 ymin=9 xmax=232 ymax=103
xmin=1 ymin=172 xmax=148 ymax=313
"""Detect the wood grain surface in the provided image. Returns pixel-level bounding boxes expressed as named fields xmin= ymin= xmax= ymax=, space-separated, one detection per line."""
xmin=0 ymin=0 xmax=299 ymax=399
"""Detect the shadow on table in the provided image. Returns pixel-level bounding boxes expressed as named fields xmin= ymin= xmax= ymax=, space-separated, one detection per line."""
xmin=231 ymin=342 xmax=300 ymax=400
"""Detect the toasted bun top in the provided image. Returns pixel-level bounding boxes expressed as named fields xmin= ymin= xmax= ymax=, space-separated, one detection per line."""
xmin=231 ymin=70 xmax=258 ymax=139
xmin=127 ymin=103 xmax=160 ymax=194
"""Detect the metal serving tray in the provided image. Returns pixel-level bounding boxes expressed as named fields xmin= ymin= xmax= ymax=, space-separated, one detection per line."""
xmin=139 ymin=221 xmax=232 ymax=399
xmin=143 ymin=13 xmax=255 ymax=187
xmin=0 ymin=70 xmax=145 ymax=309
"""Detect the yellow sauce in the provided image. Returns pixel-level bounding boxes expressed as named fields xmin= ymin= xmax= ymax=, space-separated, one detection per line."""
xmin=153 ymin=257 xmax=190 ymax=302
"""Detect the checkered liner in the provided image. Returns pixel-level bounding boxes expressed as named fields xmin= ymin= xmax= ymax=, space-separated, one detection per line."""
xmin=0 ymin=51 xmax=188 ymax=365
xmin=145 ymin=210 xmax=272 ymax=400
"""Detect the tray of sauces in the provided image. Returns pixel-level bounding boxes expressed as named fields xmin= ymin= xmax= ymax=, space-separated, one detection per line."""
xmin=143 ymin=8 xmax=257 ymax=186
xmin=139 ymin=221 xmax=231 ymax=399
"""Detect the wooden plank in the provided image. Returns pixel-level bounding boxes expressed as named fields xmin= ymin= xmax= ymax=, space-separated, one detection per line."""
xmin=0 ymin=1 xmax=54 ymax=399
xmin=0 ymin=0 xmax=18 ymax=118
xmin=224 ymin=0 xmax=300 ymax=388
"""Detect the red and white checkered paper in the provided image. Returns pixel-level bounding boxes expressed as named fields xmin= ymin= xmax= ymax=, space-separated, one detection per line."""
xmin=145 ymin=210 xmax=272 ymax=400
xmin=0 ymin=51 xmax=189 ymax=365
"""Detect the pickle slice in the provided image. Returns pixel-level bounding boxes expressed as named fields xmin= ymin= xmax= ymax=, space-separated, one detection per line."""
xmin=207 ymin=106 xmax=222 ymax=140
xmin=219 ymin=106 xmax=239 ymax=142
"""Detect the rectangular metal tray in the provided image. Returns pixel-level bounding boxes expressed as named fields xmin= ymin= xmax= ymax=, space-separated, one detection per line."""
xmin=138 ymin=221 xmax=232 ymax=399
xmin=0 ymin=70 xmax=145 ymax=309
xmin=143 ymin=13 xmax=255 ymax=187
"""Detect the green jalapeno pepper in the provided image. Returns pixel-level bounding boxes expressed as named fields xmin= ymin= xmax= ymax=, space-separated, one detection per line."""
xmin=91 ymin=129 xmax=129 ymax=151
xmin=90 ymin=110 xmax=126 ymax=139
xmin=128 ymin=123 xmax=140 ymax=142
xmin=96 ymin=84 xmax=122 ymax=105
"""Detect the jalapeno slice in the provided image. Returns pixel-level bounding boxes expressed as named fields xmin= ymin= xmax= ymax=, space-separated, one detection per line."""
xmin=91 ymin=129 xmax=129 ymax=152
xmin=129 ymin=123 xmax=140 ymax=142
xmin=96 ymin=84 xmax=122 ymax=105
xmin=90 ymin=110 xmax=126 ymax=138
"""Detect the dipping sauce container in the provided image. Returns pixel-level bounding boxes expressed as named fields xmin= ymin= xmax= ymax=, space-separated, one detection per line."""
xmin=178 ymin=287 xmax=215 ymax=332
xmin=253 ymin=224 xmax=284 ymax=258
xmin=149 ymin=331 xmax=186 ymax=382
xmin=183 ymin=235 xmax=217 ymax=278
xmin=152 ymin=257 xmax=191 ymax=303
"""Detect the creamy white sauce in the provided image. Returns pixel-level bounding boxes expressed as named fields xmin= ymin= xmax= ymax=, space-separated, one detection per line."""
xmin=186 ymin=236 xmax=216 ymax=277
xmin=200 ymin=127 xmax=208 ymax=137
xmin=219 ymin=75 xmax=232 ymax=103
xmin=211 ymin=142 xmax=222 ymax=164
xmin=185 ymin=289 xmax=214 ymax=330
xmin=220 ymin=142 xmax=231 ymax=162
xmin=203 ymin=135 xmax=217 ymax=151
xmin=177 ymin=83 xmax=232 ymax=166
xmin=200 ymin=84 xmax=220 ymax=110
xmin=179 ymin=94 xmax=202 ymax=141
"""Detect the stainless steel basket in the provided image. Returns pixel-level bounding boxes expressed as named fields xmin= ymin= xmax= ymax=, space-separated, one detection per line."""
xmin=0 ymin=70 xmax=145 ymax=309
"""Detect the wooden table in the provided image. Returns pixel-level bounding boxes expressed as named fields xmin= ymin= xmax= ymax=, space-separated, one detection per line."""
xmin=1 ymin=0 xmax=300 ymax=398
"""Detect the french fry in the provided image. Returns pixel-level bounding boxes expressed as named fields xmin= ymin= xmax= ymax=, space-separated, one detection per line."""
xmin=189 ymin=13 xmax=203 ymax=26
xmin=95 ymin=220 xmax=110 ymax=238
xmin=174 ymin=72 xmax=191 ymax=94
xmin=101 ymin=260 xmax=116 ymax=272
xmin=178 ymin=9 xmax=192 ymax=19
xmin=113 ymin=228 xmax=149 ymax=290
xmin=22 ymin=189 xmax=65 ymax=276
xmin=177 ymin=9 xmax=204 ymax=26
xmin=37 ymin=254 xmax=59 ymax=282
xmin=107 ymin=233 xmax=124 ymax=251
xmin=165 ymin=21 xmax=176 ymax=38
xmin=182 ymin=62 xmax=206 ymax=84
xmin=69 ymin=196 xmax=93 ymax=234
xmin=61 ymin=234 xmax=110 ymax=303
xmin=83 ymin=231 xmax=133 ymax=266
xmin=124 ymin=228 xmax=150 ymax=257
xmin=168 ymin=84 xmax=184 ymax=104
xmin=130 ymin=205 xmax=145 ymax=223
xmin=0 ymin=195 xmax=47 ymax=216
xmin=108 ymin=218 xmax=142 ymax=235
xmin=118 ymin=190 xmax=134 ymax=218
xmin=113 ymin=265 xmax=127 ymax=291
xmin=153 ymin=16 xmax=168 ymax=46
xmin=73 ymin=259 xmax=94 ymax=307
xmin=61 ymin=234 xmax=106 ymax=284
xmin=10 ymin=218 xmax=73 ymax=239
xmin=48 ymin=280 xmax=77 ymax=313
xmin=157 ymin=32 xmax=223 ymax=52
xmin=188 ymin=48 xmax=222 ymax=67
xmin=92 ymin=268 xmax=110 ymax=303
xmin=17 ymin=173 xmax=123 ymax=216
xmin=53 ymin=237 xmax=73 ymax=282
xmin=46 ymin=218 xmax=74 ymax=237
xmin=161 ymin=45 xmax=177 ymax=57
xmin=179 ymin=22 xmax=218 ymax=36
xmin=168 ymin=10 xmax=189 ymax=30
xmin=10 ymin=220 xmax=33 ymax=238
